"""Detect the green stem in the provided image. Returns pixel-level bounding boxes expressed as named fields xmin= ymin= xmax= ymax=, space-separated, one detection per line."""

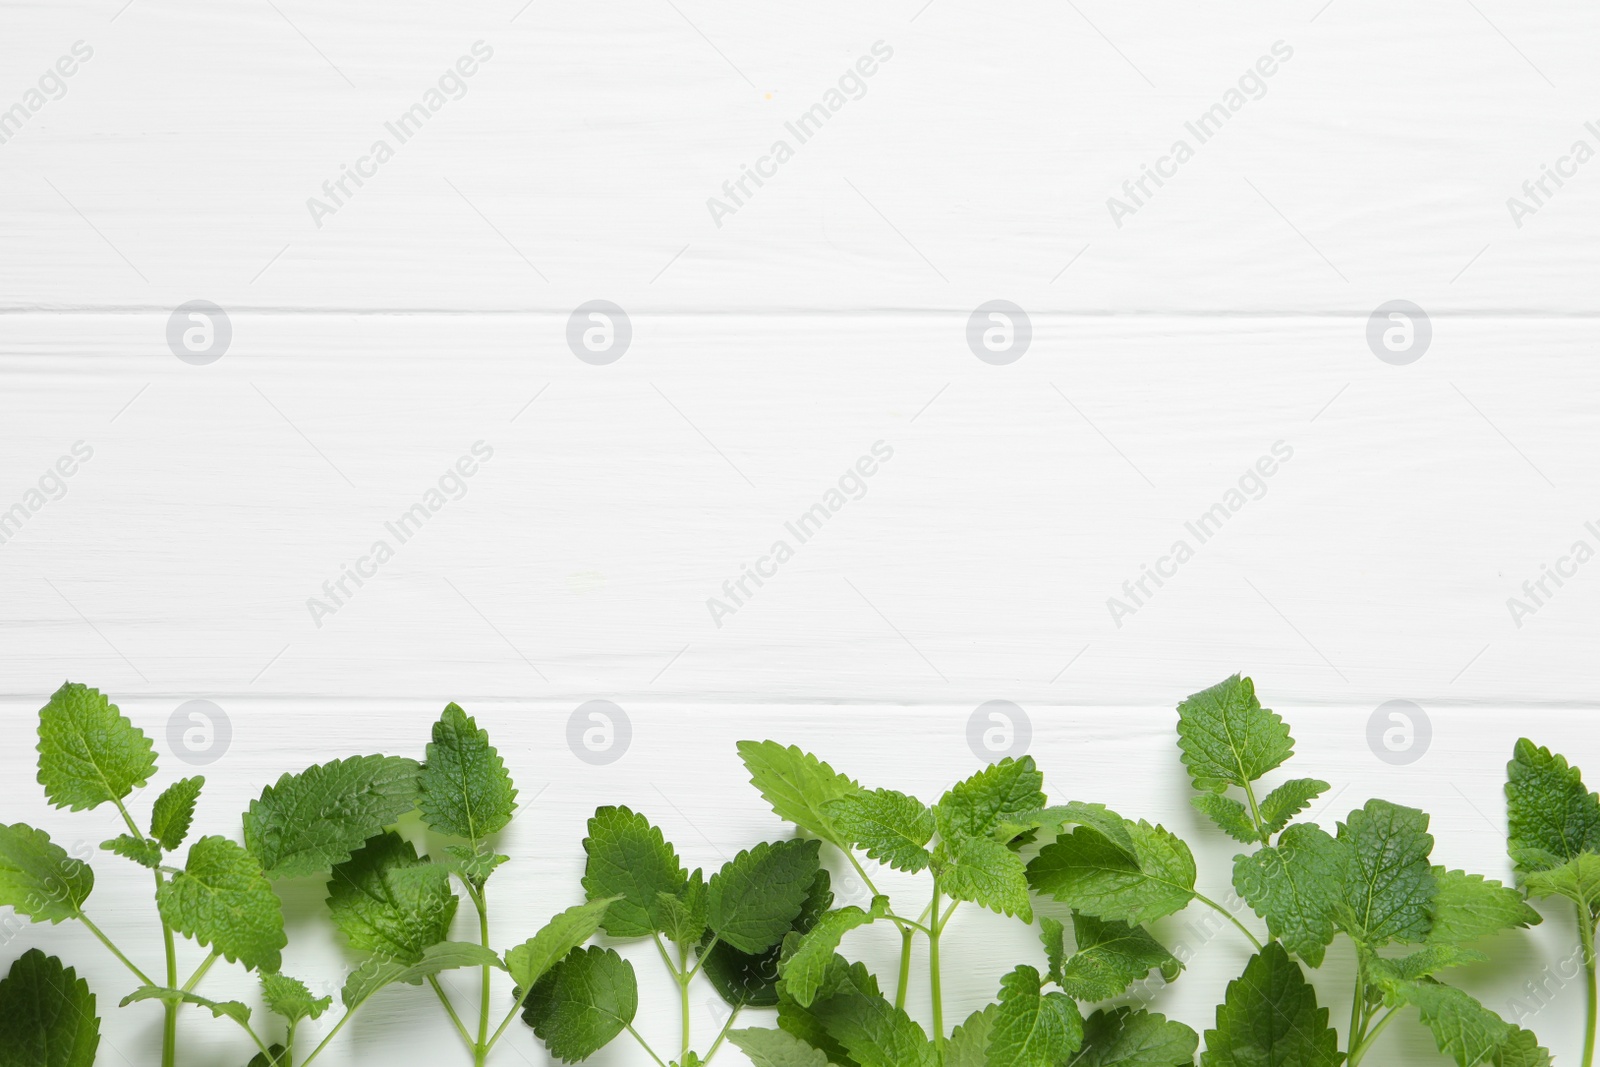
xmin=679 ymin=943 xmax=691 ymax=1060
xmin=299 ymin=1005 xmax=358 ymax=1066
xmin=78 ymin=913 xmax=155 ymax=985
xmin=1194 ymin=892 xmax=1264 ymax=950
xmin=429 ymin=976 xmax=474 ymax=1047
xmin=627 ymin=1023 xmax=670 ymax=1067
xmin=929 ymin=883 xmax=944 ymax=1051
xmin=1348 ymin=972 xmax=1367 ymax=1060
xmin=1581 ymin=906 xmax=1597 ymax=1067
xmin=182 ymin=949 xmax=221 ymax=992
xmin=704 ymin=1006 xmax=740 ymax=1062
xmin=475 ymin=889 xmax=492 ymax=1067
xmin=653 ymin=934 xmax=682 ymax=979
xmin=894 ymin=925 xmax=914 ymax=1011
xmin=1240 ymin=778 xmax=1268 ymax=843
xmin=684 ymin=935 xmax=719 ymax=982
xmin=1348 ymin=1007 xmax=1402 ymax=1065
xmin=113 ymin=795 xmax=178 ymax=1067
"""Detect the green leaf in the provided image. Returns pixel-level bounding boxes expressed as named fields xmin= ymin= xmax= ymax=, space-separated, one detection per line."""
xmin=708 ymin=839 xmax=823 ymax=954
xmin=703 ymin=869 xmax=832 ymax=1009
xmin=1258 ymin=779 xmax=1329 ymax=838
xmin=739 ymin=741 xmax=861 ymax=846
xmin=441 ymin=844 xmax=507 ymax=890
xmin=157 ymin=836 xmax=285 ymax=973
xmin=777 ymin=954 xmax=881 ymax=1064
xmin=935 ymin=757 xmax=1047 ymax=841
xmin=1427 ymin=868 xmax=1541 ymax=945
xmin=244 ymin=755 xmax=421 ymax=879
xmin=1523 ymin=852 xmax=1600 ymax=912
xmin=119 ymin=985 xmax=250 ymax=1023
xmin=823 ymin=789 xmax=934 ymax=873
xmin=1506 ymin=739 xmax=1600 ymax=875
xmin=247 ymin=1045 xmax=287 ymax=1067
xmin=1175 ymin=674 xmax=1293 ymax=792
xmin=1017 ymin=802 xmax=1137 ymax=855
xmin=780 ymin=896 xmax=889 ymax=1007
xmin=728 ymin=1028 xmax=836 ymax=1067
xmin=36 ymin=682 xmax=157 ymax=812
xmin=326 ymin=831 xmax=456 ymax=962
xmin=1076 ymin=1007 xmax=1199 ymax=1066
xmin=1360 ymin=944 xmax=1488 ymax=984
xmin=0 ymin=823 xmax=92 ymax=923
xmin=1377 ymin=979 xmax=1551 ymax=1067
xmin=933 ymin=833 xmax=1033 ymax=920
xmin=149 ymin=776 xmax=204 ymax=852
xmin=1336 ymin=799 xmax=1435 ymax=946
xmin=657 ymin=873 xmax=708 ymax=947
xmin=341 ymin=940 xmax=503 ymax=1009
xmin=505 ymin=897 xmax=618 ymax=990
xmin=102 ymin=834 xmax=163 ymax=869
xmin=1190 ymin=794 xmax=1259 ymax=844
xmin=0 ymin=950 xmax=99 ymax=1067
xmin=582 ymin=805 xmax=689 ymax=938
xmin=1232 ymin=822 xmax=1349 ymax=968
xmin=1027 ymin=820 xmax=1196 ymax=926
xmin=1200 ymin=944 xmax=1343 ymax=1067
xmin=944 ymin=1005 xmax=999 ymax=1067
xmin=1058 ymin=913 xmax=1182 ymax=1002
xmin=418 ymin=702 xmax=517 ymax=844
xmin=260 ymin=972 xmax=330 ymax=1023
xmin=1040 ymin=916 xmax=1069 ymax=985
xmin=521 ymin=946 xmax=637 ymax=1064
xmin=805 ymin=986 xmax=938 ymax=1067
xmin=986 ymin=964 xmax=1084 ymax=1066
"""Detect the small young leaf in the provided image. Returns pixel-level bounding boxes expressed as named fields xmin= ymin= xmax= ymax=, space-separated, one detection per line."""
xmin=149 ymin=776 xmax=205 ymax=852
xmin=780 ymin=896 xmax=889 ymax=1007
xmin=728 ymin=1028 xmax=836 ymax=1067
xmin=1040 ymin=916 xmax=1069 ymax=985
xmin=244 ymin=755 xmax=421 ymax=879
xmin=1201 ymin=944 xmax=1342 ymax=1067
xmin=1058 ymin=913 xmax=1182 ymax=1002
xmin=157 ymin=836 xmax=285 ymax=973
xmin=1376 ymin=979 xmax=1551 ymax=1067
xmin=260 ymin=972 xmax=331 ymax=1023
xmin=0 ymin=823 xmax=93 ymax=923
xmin=1337 ymin=799 xmax=1434 ymax=946
xmin=1076 ymin=1007 xmax=1199 ymax=1066
xmin=0 ymin=949 xmax=99 ymax=1067
xmin=1257 ymin=778 xmax=1329 ymax=838
xmin=1232 ymin=822 xmax=1348 ymax=968
xmin=1175 ymin=674 xmax=1293 ymax=793
xmin=1522 ymin=853 xmax=1600 ymax=911
xmin=1028 ymin=821 xmax=1196 ymax=926
xmin=1190 ymin=794 xmax=1259 ymax=844
xmin=738 ymin=741 xmax=861 ymax=846
xmin=1360 ymin=944 xmax=1488 ymax=984
xmin=986 ymin=964 xmax=1084 ymax=1066
xmin=504 ymin=897 xmax=618 ymax=991
xmin=36 ymin=682 xmax=157 ymax=812
xmin=708 ymin=839 xmax=822 ymax=954
xmin=120 ymin=985 xmax=251 ymax=1024
xmin=1427 ymin=868 xmax=1541 ymax=945
xmin=101 ymin=834 xmax=163 ymax=869
xmin=823 ymin=789 xmax=934 ymax=873
xmin=441 ymin=844 xmax=507 ymax=890
xmin=418 ymin=703 xmax=517 ymax=844
xmin=1505 ymin=739 xmax=1600 ymax=875
xmin=582 ymin=805 xmax=688 ymax=938
xmin=522 ymin=946 xmax=637 ymax=1064
xmin=933 ymin=833 xmax=1033 ymax=920
xmin=935 ymin=757 xmax=1047 ymax=841
xmin=341 ymin=941 xmax=503 ymax=1009
xmin=326 ymin=831 xmax=456 ymax=963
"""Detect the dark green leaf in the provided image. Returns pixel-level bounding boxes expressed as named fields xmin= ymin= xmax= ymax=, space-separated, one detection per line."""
xmin=1200 ymin=944 xmax=1343 ymax=1067
xmin=149 ymin=776 xmax=205 ymax=852
xmin=1027 ymin=821 xmax=1196 ymax=926
xmin=708 ymin=839 xmax=822 ymax=954
xmin=522 ymin=946 xmax=637 ymax=1063
xmin=1076 ymin=1007 xmax=1199 ymax=1066
xmin=1233 ymin=822 xmax=1348 ymax=968
xmin=325 ymin=831 xmax=456 ymax=963
xmin=582 ymin=805 xmax=688 ymax=938
xmin=986 ymin=964 xmax=1083 ymax=1066
xmin=935 ymin=757 xmax=1046 ymax=841
xmin=1336 ymin=799 xmax=1434 ymax=946
xmin=1058 ymin=913 xmax=1182 ymax=1002
xmin=244 ymin=755 xmax=421 ymax=879
xmin=0 ymin=823 xmax=92 ymax=923
xmin=0 ymin=950 xmax=99 ymax=1067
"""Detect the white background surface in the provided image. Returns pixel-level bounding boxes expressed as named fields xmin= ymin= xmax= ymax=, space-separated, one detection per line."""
xmin=3 ymin=0 xmax=1599 ymax=1063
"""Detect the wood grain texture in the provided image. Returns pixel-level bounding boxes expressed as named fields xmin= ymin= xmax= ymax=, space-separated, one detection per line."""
xmin=2 ymin=0 xmax=1597 ymax=1062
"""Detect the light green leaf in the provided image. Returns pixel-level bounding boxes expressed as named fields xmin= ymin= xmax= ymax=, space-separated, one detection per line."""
xmin=1200 ymin=944 xmax=1343 ymax=1067
xmin=0 ymin=950 xmax=99 ymax=1067
xmin=1258 ymin=779 xmax=1329 ymax=838
xmin=244 ymin=755 xmax=421 ymax=879
xmin=505 ymin=897 xmax=617 ymax=990
xmin=441 ymin=845 xmax=507 ymax=889
xmin=418 ymin=703 xmax=517 ymax=844
xmin=149 ymin=776 xmax=204 ymax=852
xmin=658 ymin=871 xmax=708 ymax=947
xmin=1427 ymin=868 xmax=1540 ymax=945
xmin=780 ymin=897 xmax=888 ymax=1007
xmin=119 ymin=985 xmax=250 ymax=1024
xmin=1233 ymin=822 xmax=1348 ymax=968
xmin=1040 ymin=916 xmax=1069 ymax=985
xmin=157 ymin=836 xmax=285 ymax=973
xmin=1027 ymin=820 xmax=1196 ymax=926
xmin=943 ymin=1005 xmax=998 ymax=1067
xmin=1058 ymin=913 xmax=1182 ymax=1002
xmin=101 ymin=834 xmax=163 ymax=869
xmin=935 ymin=757 xmax=1047 ymax=841
xmin=1360 ymin=944 xmax=1488 ymax=984
xmin=36 ymin=682 xmax=157 ymax=812
xmin=582 ymin=805 xmax=688 ymax=938
xmin=0 ymin=823 xmax=92 ymax=923
xmin=521 ymin=946 xmax=637 ymax=1064
xmin=709 ymin=839 xmax=823 ymax=954
xmin=1016 ymin=802 xmax=1137 ymax=856
xmin=738 ymin=741 xmax=860 ymax=847
xmin=1378 ymin=979 xmax=1551 ymax=1067
xmin=1175 ymin=674 xmax=1293 ymax=792
xmin=341 ymin=940 xmax=503 ymax=1009
xmin=1190 ymin=794 xmax=1259 ymax=844
xmin=823 ymin=789 xmax=934 ymax=873
xmin=1506 ymin=738 xmax=1600 ymax=875
xmin=1337 ymin=799 xmax=1434 ymax=946
xmin=986 ymin=964 xmax=1084 ymax=1066
xmin=326 ymin=831 xmax=455 ymax=962
xmin=934 ymin=833 xmax=1033 ymax=920
xmin=260 ymin=972 xmax=330 ymax=1023
xmin=728 ymin=1028 xmax=836 ymax=1067
xmin=1523 ymin=853 xmax=1600 ymax=912
xmin=1075 ymin=1007 xmax=1199 ymax=1066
